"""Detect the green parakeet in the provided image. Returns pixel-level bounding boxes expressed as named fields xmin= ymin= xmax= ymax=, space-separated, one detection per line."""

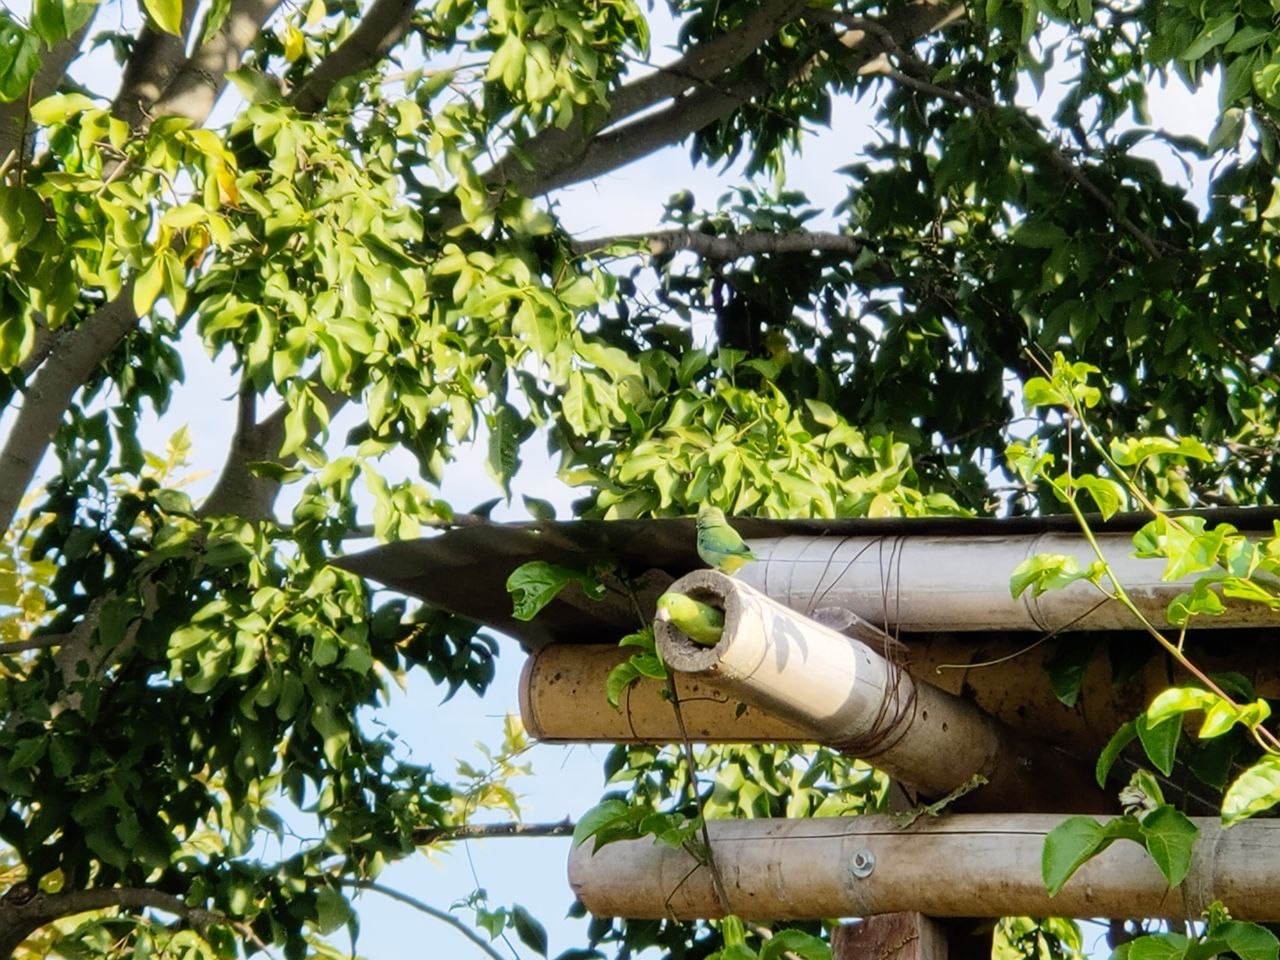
xmin=655 ymin=592 xmax=724 ymax=646
xmin=696 ymin=505 xmax=756 ymax=575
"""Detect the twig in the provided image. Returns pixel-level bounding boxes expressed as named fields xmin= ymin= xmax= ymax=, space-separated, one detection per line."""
xmin=858 ymin=58 xmax=1166 ymax=259
xmin=571 ymin=228 xmax=866 ymax=261
xmin=343 ymin=881 xmax=507 ymax=960
xmin=412 ymin=818 xmax=574 ymax=845
xmin=0 ymin=635 xmax=68 ymax=656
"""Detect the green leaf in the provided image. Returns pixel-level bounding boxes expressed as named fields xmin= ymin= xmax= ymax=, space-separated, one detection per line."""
xmin=1074 ymin=475 xmax=1125 ymax=519
xmin=1140 ymin=805 xmax=1197 ymax=886
xmin=522 ymin=494 xmax=556 ymax=521
xmin=225 ymin=66 xmax=280 ymax=102
xmin=1222 ymin=756 xmax=1280 ymax=826
xmin=1135 ymin=712 xmax=1181 ymax=776
xmin=1096 ymin=721 xmax=1137 ymax=787
xmin=761 ymin=930 xmax=832 ymax=960
xmin=511 ymin=905 xmax=548 ymax=956
xmin=1022 ymin=376 xmax=1065 ymax=409
xmin=505 ymin=560 xmax=604 ymax=621
xmin=132 ymin=256 xmax=166 ymax=316
xmin=1218 ymin=922 xmax=1280 ymax=960
xmin=1009 ymin=553 xmax=1090 ymax=598
xmin=1179 ymin=13 xmax=1235 ymax=61
xmin=0 ymin=17 xmax=42 ymax=103
xmin=200 ymin=0 xmax=230 ymax=39
xmin=314 ymin=885 xmax=352 ymax=935
xmin=28 ymin=92 xmax=93 ymax=125
xmin=487 ymin=403 xmax=527 ymax=497
xmin=1041 ymin=816 xmax=1107 ymax=896
xmin=1045 ymin=637 xmax=1096 ymax=708
xmin=9 ymin=734 xmax=48 ymax=770
xmin=1011 ymin=220 xmax=1067 ymax=248
xmin=604 ymin=659 xmax=641 ymax=708
xmin=31 ymin=0 xmax=96 ymax=46
xmin=572 ymin=797 xmax=630 ymax=849
xmin=1127 ymin=935 xmax=1189 ymax=960
xmin=1146 ymin=687 xmax=1218 ymax=725
xmin=142 ymin=0 xmax=183 ymax=34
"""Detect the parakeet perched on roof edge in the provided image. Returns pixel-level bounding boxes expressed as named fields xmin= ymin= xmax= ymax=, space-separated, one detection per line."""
xmin=696 ymin=505 xmax=756 ymax=575
xmin=655 ymin=592 xmax=725 ymax=646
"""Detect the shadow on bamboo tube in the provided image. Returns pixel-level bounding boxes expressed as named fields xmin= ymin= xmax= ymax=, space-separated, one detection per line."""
xmin=653 ymin=570 xmax=1105 ymax=813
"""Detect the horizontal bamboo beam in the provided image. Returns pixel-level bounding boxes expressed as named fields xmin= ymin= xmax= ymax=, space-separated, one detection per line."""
xmin=743 ymin=532 xmax=1280 ymax=632
xmin=570 ymin=814 xmax=1280 ymax=921
xmin=523 ymin=629 xmax=1280 ymax=757
xmin=519 ymin=643 xmax=813 ymax=744
xmin=653 ymin=571 xmax=1103 ymax=811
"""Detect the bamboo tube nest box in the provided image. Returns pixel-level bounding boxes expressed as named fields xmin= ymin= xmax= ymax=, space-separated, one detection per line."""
xmin=650 ymin=570 xmax=1103 ymax=811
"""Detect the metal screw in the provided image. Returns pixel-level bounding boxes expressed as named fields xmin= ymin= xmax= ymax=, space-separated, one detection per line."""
xmin=849 ymin=848 xmax=876 ymax=879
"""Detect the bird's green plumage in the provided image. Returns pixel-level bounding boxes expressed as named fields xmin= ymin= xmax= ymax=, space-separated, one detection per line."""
xmin=696 ymin=505 xmax=756 ymax=575
xmin=655 ymin=592 xmax=724 ymax=646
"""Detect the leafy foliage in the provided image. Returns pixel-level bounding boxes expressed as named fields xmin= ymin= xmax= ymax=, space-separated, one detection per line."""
xmin=5 ymin=0 xmax=1280 ymax=951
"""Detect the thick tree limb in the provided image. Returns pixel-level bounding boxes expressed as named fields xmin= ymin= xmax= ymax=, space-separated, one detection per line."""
xmin=0 ymin=15 xmax=98 ymax=162
xmin=291 ymin=0 xmax=419 ymax=113
xmin=490 ymin=0 xmax=963 ymax=199
xmin=150 ymin=0 xmax=285 ymax=125
xmin=481 ymin=0 xmax=811 ymax=191
xmin=199 ymin=378 xmax=347 ymax=520
xmin=111 ymin=0 xmax=203 ymax=128
xmin=1 ymin=0 xmax=280 ymax=534
xmin=0 ymin=885 xmax=221 ymax=957
xmin=0 ymin=291 xmax=136 ymax=535
xmin=610 ymin=0 xmax=813 ymax=124
xmin=573 ymin=228 xmax=866 ymax=260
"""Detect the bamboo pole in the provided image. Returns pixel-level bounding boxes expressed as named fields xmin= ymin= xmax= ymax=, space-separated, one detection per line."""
xmin=741 ymin=532 xmax=1280 ymax=632
xmin=653 ymin=571 xmax=1103 ymax=810
xmin=519 ymin=644 xmax=813 ymax=744
xmin=569 ymin=813 xmax=1280 ymax=921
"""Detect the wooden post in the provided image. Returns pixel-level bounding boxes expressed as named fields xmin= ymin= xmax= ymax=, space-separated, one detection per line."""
xmin=833 ymin=915 xmax=948 ymax=960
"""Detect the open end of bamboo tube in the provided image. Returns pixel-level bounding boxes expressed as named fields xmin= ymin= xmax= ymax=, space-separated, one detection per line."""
xmin=653 ymin=571 xmax=740 ymax=674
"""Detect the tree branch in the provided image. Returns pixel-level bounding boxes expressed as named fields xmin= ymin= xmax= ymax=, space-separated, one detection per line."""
xmin=0 ymin=634 xmax=67 ymax=655
xmin=291 ymin=0 xmax=419 ymax=113
xmin=572 ymin=227 xmax=866 ymax=260
xmin=412 ymin=818 xmax=574 ymax=845
xmin=342 ymin=881 xmax=507 ymax=960
xmin=857 ymin=54 xmax=1165 ymax=259
xmin=480 ymin=0 xmax=812 ymax=192
xmin=110 ymin=0 xmax=203 ymax=128
xmin=2 ymin=0 xmax=280 ymax=534
xmin=150 ymin=0 xmax=285 ymax=126
xmin=0 ymin=14 xmax=98 ymax=162
xmin=199 ymin=378 xmax=347 ymax=520
xmin=0 ymin=885 xmax=221 ymax=957
xmin=609 ymin=0 xmax=813 ymax=125
xmin=489 ymin=0 xmax=963 ymax=199
xmin=0 ymin=290 xmax=137 ymax=535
